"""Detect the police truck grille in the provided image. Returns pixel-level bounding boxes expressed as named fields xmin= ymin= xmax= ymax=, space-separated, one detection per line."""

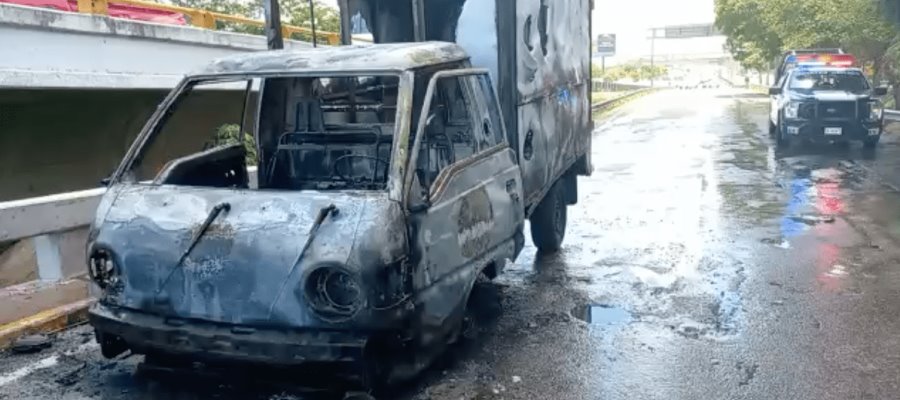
xmin=817 ymin=101 xmax=856 ymax=119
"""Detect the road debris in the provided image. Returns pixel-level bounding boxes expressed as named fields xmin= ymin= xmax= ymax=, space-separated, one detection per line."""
xmin=11 ymin=335 xmax=51 ymax=354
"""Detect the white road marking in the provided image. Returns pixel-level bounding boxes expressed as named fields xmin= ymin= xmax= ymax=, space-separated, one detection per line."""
xmin=0 ymin=342 xmax=98 ymax=387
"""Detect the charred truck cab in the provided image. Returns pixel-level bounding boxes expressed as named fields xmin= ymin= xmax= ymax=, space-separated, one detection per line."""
xmin=88 ymin=0 xmax=592 ymax=385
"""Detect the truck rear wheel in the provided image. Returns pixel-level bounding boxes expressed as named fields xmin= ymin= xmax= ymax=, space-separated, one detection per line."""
xmin=530 ymin=181 xmax=567 ymax=253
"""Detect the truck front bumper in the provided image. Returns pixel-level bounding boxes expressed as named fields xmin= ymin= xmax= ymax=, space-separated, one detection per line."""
xmin=783 ymin=118 xmax=882 ymax=142
xmin=89 ymin=303 xmax=369 ymax=366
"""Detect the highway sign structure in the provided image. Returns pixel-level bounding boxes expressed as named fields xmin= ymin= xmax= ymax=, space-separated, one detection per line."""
xmin=652 ymin=24 xmax=721 ymax=39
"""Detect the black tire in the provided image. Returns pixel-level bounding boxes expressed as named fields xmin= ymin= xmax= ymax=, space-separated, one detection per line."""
xmin=530 ymin=181 xmax=567 ymax=253
xmin=864 ymin=136 xmax=880 ymax=149
xmin=775 ymin=116 xmax=790 ymax=147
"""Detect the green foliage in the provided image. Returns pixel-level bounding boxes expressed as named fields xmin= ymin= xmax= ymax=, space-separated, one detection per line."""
xmin=160 ymin=0 xmax=340 ymax=44
xmin=715 ymin=0 xmax=897 ymax=74
xmin=594 ymin=63 xmax=668 ymax=82
xmin=715 ymin=0 xmax=784 ymax=72
xmin=214 ymin=124 xmax=258 ymax=166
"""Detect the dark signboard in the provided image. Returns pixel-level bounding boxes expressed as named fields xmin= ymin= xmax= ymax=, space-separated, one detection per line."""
xmin=596 ymin=34 xmax=616 ymax=56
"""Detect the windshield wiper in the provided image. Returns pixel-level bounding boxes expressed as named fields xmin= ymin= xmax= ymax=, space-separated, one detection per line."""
xmin=267 ymin=203 xmax=338 ymax=317
xmin=155 ymin=202 xmax=231 ymax=296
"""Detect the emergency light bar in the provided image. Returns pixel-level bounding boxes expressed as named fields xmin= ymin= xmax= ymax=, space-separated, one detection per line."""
xmin=786 ymin=53 xmax=857 ymax=68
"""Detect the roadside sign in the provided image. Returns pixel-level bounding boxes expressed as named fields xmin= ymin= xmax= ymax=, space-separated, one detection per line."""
xmin=596 ymin=34 xmax=616 ymax=56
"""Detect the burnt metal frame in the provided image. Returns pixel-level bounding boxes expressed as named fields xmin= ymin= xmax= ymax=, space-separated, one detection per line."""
xmin=404 ymin=68 xmax=510 ymax=211
xmin=113 ymin=70 xmax=415 ymax=202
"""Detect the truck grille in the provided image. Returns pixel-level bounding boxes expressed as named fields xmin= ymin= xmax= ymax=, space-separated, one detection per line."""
xmin=817 ymin=101 xmax=856 ymax=119
xmin=798 ymin=103 xmax=816 ymax=119
xmin=859 ymin=101 xmax=872 ymax=119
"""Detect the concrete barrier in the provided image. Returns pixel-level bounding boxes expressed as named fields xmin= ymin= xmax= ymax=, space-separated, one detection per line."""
xmin=0 ymin=167 xmax=259 ymax=347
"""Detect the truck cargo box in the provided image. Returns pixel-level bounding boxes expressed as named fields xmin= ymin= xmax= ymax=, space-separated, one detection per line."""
xmin=343 ymin=0 xmax=593 ymax=211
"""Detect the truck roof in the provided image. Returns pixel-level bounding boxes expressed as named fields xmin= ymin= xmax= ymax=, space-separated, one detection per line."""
xmin=192 ymin=42 xmax=469 ymax=76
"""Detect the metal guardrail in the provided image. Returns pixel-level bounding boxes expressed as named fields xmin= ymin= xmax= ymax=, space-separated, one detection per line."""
xmin=591 ymin=88 xmax=652 ymax=111
xmin=591 ymin=81 xmax=649 ymax=93
xmin=74 ymin=0 xmax=342 ymax=44
xmin=884 ymin=109 xmax=900 ymax=121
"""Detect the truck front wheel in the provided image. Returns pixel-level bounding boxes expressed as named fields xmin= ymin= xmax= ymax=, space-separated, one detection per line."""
xmin=530 ymin=181 xmax=567 ymax=253
xmin=864 ymin=135 xmax=880 ymax=148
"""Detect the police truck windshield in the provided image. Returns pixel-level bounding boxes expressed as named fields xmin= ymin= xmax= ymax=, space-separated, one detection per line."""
xmin=789 ymin=70 xmax=870 ymax=93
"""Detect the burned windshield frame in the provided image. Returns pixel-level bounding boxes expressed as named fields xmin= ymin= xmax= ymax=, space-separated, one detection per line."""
xmin=112 ymin=71 xmax=412 ymax=193
xmin=258 ymin=73 xmax=403 ymax=191
xmin=115 ymin=76 xmax=254 ymax=184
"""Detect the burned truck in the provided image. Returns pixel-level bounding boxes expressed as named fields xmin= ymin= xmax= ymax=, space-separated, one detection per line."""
xmin=87 ymin=0 xmax=592 ymax=385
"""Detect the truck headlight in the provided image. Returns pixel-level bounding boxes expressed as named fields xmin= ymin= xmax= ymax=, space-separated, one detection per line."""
xmin=785 ymin=102 xmax=800 ymax=119
xmin=302 ymin=265 xmax=362 ymax=321
xmin=88 ymin=248 xmax=118 ymax=289
xmin=870 ymin=102 xmax=883 ymax=120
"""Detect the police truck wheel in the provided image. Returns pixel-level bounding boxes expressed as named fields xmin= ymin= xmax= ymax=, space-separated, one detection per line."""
xmin=864 ymin=136 xmax=880 ymax=149
xmin=775 ymin=117 xmax=790 ymax=147
xmin=530 ymin=182 xmax=567 ymax=253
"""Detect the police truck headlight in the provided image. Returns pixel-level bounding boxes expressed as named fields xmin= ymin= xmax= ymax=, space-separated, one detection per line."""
xmin=785 ymin=102 xmax=800 ymax=119
xmin=870 ymin=102 xmax=883 ymax=121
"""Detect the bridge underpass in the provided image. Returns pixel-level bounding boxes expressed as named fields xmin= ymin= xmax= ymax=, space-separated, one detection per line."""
xmin=0 ymin=2 xmax=314 ymax=202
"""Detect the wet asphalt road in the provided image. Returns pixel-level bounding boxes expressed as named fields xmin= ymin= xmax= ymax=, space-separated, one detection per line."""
xmin=4 ymin=88 xmax=900 ymax=399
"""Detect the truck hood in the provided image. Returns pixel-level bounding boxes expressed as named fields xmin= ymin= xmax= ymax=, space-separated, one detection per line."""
xmin=92 ymin=184 xmax=386 ymax=327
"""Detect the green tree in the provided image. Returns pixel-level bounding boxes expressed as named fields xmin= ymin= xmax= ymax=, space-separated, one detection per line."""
xmin=716 ymin=0 xmax=900 ymax=103
xmin=213 ymin=124 xmax=258 ymax=166
xmin=715 ymin=0 xmax=783 ymax=73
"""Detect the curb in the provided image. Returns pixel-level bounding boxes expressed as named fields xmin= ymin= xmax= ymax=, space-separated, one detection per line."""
xmin=0 ymin=298 xmax=95 ymax=349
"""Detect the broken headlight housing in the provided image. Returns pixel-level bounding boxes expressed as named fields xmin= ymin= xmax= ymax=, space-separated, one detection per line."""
xmin=88 ymin=248 xmax=118 ymax=289
xmin=303 ymin=265 xmax=362 ymax=321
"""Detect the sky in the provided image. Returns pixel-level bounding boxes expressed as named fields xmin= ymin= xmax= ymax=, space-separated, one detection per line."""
xmin=317 ymin=0 xmax=722 ymax=62
xmin=592 ymin=0 xmax=721 ymax=63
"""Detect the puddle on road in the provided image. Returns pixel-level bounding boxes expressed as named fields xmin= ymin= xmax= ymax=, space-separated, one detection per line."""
xmin=572 ymin=304 xmax=632 ymax=327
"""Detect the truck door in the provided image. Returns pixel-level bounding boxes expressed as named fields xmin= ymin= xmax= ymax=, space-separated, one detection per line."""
xmin=405 ymin=70 xmax=524 ymax=307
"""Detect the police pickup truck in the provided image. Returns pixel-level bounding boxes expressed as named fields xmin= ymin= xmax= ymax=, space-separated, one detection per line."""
xmin=769 ymin=53 xmax=888 ymax=148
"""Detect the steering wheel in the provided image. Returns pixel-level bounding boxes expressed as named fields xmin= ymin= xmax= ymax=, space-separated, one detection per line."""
xmin=332 ymin=154 xmax=390 ymax=182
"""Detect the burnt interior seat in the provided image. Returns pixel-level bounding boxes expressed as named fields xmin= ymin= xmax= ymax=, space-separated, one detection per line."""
xmin=262 ymin=101 xmax=393 ymax=189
